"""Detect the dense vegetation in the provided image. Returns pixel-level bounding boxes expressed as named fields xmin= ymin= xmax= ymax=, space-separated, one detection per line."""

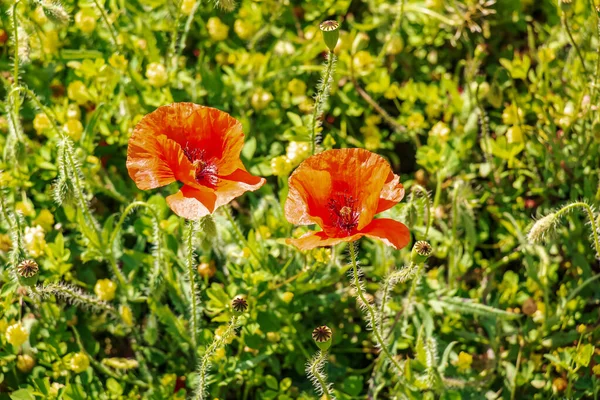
xmin=1 ymin=0 xmax=600 ymax=399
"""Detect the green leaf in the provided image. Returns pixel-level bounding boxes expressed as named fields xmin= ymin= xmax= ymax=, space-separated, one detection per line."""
xmin=342 ymin=375 xmax=363 ymax=396
xmin=10 ymin=389 xmax=36 ymax=400
xmin=574 ymin=344 xmax=594 ymax=368
xmin=265 ymin=375 xmax=278 ymax=390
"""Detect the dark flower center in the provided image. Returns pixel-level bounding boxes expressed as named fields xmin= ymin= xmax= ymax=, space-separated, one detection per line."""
xmin=328 ymin=192 xmax=360 ymax=234
xmin=183 ymin=145 xmax=218 ymax=186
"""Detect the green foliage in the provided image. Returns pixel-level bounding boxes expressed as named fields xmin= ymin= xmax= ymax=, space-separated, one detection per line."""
xmin=1 ymin=0 xmax=600 ymax=399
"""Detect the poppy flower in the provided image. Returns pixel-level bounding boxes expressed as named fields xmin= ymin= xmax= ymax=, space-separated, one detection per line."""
xmin=285 ymin=148 xmax=410 ymax=250
xmin=127 ymin=103 xmax=265 ymax=219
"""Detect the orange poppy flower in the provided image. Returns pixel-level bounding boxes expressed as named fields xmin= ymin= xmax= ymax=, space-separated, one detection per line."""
xmin=127 ymin=103 xmax=265 ymax=219
xmin=285 ymin=148 xmax=410 ymax=250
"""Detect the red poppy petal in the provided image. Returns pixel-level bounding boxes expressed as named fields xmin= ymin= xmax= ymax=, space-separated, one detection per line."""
xmin=376 ymin=172 xmax=405 ymax=213
xmin=166 ymin=185 xmax=217 ymax=220
xmin=127 ymin=133 xmax=194 ymax=190
xmin=285 ymin=165 xmax=333 ymax=227
xmin=360 ymin=218 xmax=410 ymax=250
xmin=286 ymin=231 xmax=363 ymax=250
xmin=213 ymin=168 xmax=266 ymax=209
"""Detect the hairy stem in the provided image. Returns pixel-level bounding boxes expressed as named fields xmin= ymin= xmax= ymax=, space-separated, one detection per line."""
xmin=194 ymin=316 xmax=239 ymax=400
xmin=224 ymin=207 xmax=263 ymax=264
xmin=349 ymin=243 xmax=403 ymax=374
xmin=307 ymin=350 xmax=332 ymax=399
xmin=185 ymin=221 xmax=199 ymax=351
xmin=555 ymin=202 xmax=600 ymax=258
xmin=309 ymin=51 xmax=336 ymax=155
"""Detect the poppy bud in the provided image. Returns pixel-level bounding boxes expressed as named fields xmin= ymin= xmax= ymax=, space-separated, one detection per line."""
xmin=411 ymin=241 xmax=432 ymax=264
xmin=232 ymin=296 xmax=248 ymax=316
xmin=319 ymin=20 xmax=339 ymax=52
xmin=312 ymin=325 xmax=332 ymax=351
xmin=17 ymin=259 xmax=39 ymax=287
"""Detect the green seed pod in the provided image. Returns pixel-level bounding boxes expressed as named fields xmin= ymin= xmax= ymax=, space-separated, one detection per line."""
xmin=232 ymin=296 xmax=248 ymax=316
xmin=17 ymin=259 xmax=39 ymax=287
xmin=319 ymin=20 xmax=339 ymax=52
xmin=312 ymin=325 xmax=332 ymax=351
xmin=411 ymin=241 xmax=433 ymax=264
xmin=559 ymin=0 xmax=572 ymax=11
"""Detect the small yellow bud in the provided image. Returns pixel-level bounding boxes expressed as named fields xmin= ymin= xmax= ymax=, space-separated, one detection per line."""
xmin=251 ymin=89 xmax=273 ymax=111
xmin=207 ymin=17 xmax=229 ymax=41
xmin=94 ymin=279 xmax=117 ymax=301
xmin=75 ymin=9 xmax=97 ymax=34
xmin=281 ymin=291 xmax=294 ymax=303
xmin=287 ymin=79 xmax=307 ymax=96
xmin=67 ymin=81 xmax=90 ymax=105
xmin=17 ymin=354 xmax=35 ymax=373
xmin=6 ymin=323 xmax=29 ymax=347
xmin=108 ymin=54 xmax=128 ymax=71
xmin=33 ymin=113 xmax=52 ymax=135
xmin=146 ymin=63 xmax=168 ymax=87
xmin=234 ymin=20 xmax=256 ymax=40
xmin=270 ymin=156 xmax=293 ymax=177
xmin=181 ymin=0 xmax=196 ymax=15
xmin=63 ymin=119 xmax=84 ymax=141
xmin=456 ymin=351 xmax=473 ymax=372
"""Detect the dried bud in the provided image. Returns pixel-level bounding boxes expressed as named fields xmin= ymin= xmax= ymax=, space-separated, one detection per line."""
xmin=17 ymin=259 xmax=39 ymax=286
xmin=312 ymin=325 xmax=332 ymax=351
xmin=232 ymin=296 xmax=248 ymax=315
xmin=411 ymin=241 xmax=433 ymax=264
xmin=319 ymin=20 xmax=339 ymax=52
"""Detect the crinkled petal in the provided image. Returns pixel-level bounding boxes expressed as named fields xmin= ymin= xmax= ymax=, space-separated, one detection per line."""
xmin=166 ymin=185 xmax=217 ymax=220
xmin=286 ymin=231 xmax=363 ymax=250
xmin=360 ymin=218 xmax=410 ymax=250
xmin=127 ymin=133 xmax=194 ymax=190
xmin=285 ymin=166 xmax=333 ymax=228
xmin=214 ymin=168 xmax=266 ymax=209
xmin=376 ymin=171 xmax=405 ymax=213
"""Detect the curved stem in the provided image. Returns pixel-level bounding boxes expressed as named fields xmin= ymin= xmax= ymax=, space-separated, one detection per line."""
xmin=176 ymin=1 xmax=201 ymax=61
xmin=91 ymin=0 xmax=119 ymax=48
xmin=349 ymin=243 xmax=403 ymax=374
xmin=562 ymin=13 xmax=588 ymax=76
xmin=555 ymin=202 xmax=600 ymax=258
xmin=109 ymin=201 xmax=161 ymax=249
xmin=12 ymin=1 xmax=20 ymax=83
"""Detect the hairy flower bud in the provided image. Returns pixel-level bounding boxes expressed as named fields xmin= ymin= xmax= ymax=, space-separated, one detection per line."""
xmin=527 ymin=213 xmax=557 ymax=244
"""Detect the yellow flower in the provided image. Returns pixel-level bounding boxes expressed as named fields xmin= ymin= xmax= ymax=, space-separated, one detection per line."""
xmin=506 ymin=126 xmax=523 ymax=144
xmin=94 ymin=279 xmax=117 ymax=301
xmin=17 ymin=354 xmax=35 ymax=372
xmin=455 ymin=351 xmax=473 ymax=372
xmin=24 ymin=226 xmax=46 ymax=257
xmin=69 ymin=352 xmax=90 ymax=373
xmin=270 ymin=156 xmax=293 ymax=177
xmin=385 ymin=36 xmax=404 ymax=55
xmin=41 ymin=30 xmax=60 ymax=54
xmin=502 ymin=104 xmax=523 ymax=125
xmin=251 ymin=89 xmax=273 ymax=111
xmin=33 ymin=209 xmax=55 ymax=232
xmin=313 ymin=248 xmax=331 ymax=264
xmin=66 ymin=104 xmax=81 ymax=120
xmin=102 ymin=357 xmax=139 ymax=370
xmin=63 ymin=120 xmax=84 ymax=141
xmin=234 ymin=20 xmax=256 ymax=40
xmin=108 ymin=54 xmax=128 ymax=71
xmin=384 ymin=83 xmax=401 ymax=99
xmin=407 ymin=113 xmax=426 ymax=131
xmin=16 ymin=201 xmax=35 ymax=217
xmin=430 ymin=121 xmax=450 ymax=141
xmin=213 ymin=347 xmax=226 ymax=361
xmin=119 ymin=305 xmax=134 ymax=327
xmin=281 ymin=292 xmax=294 ymax=303
xmin=146 ymin=62 xmax=168 ymax=87
xmin=180 ymin=0 xmax=196 ymax=15
xmin=0 ymin=234 xmax=11 ymax=252
xmin=286 ymin=141 xmax=310 ymax=165
xmin=32 ymin=6 xmax=48 ymax=25
xmin=75 ymin=9 xmax=97 ymax=34
xmin=67 ymin=81 xmax=90 ymax=105
xmin=352 ymin=51 xmax=375 ymax=75
xmin=207 ymin=17 xmax=229 ymax=41
xmin=6 ymin=323 xmax=28 ymax=347
xmin=287 ymin=79 xmax=306 ymax=96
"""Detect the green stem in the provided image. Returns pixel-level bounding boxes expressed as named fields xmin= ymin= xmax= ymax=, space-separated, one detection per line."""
xmin=555 ymin=202 xmax=600 ymax=258
xmin=185 ymin=221 xmax=199 ymax=351
xmin=224 ymin=207 xmax=262 ymax=264
xmin=309 ymin=51 xmax=335 ymax=155
xmin=12 ymin=2 xmax=20 ymax=83
xmin=309 ymin=350 xmax=331 ymax=400
xmin=109 ymin=201 xmax=161 ymax=249
xmin=91 ymin=0 xmax=120 ymax=48
xmin=195 ymin=316 xmax=239 ymax=400
xmin=377 ymin=0 xmax=405 ymax=62
xmin=562 ymin=13 xmax=589 ymax=76
xmin=176 ymin=1 xmax=201 ymax=60
xmin=349 ymin=243 xmax=403 ymax=374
